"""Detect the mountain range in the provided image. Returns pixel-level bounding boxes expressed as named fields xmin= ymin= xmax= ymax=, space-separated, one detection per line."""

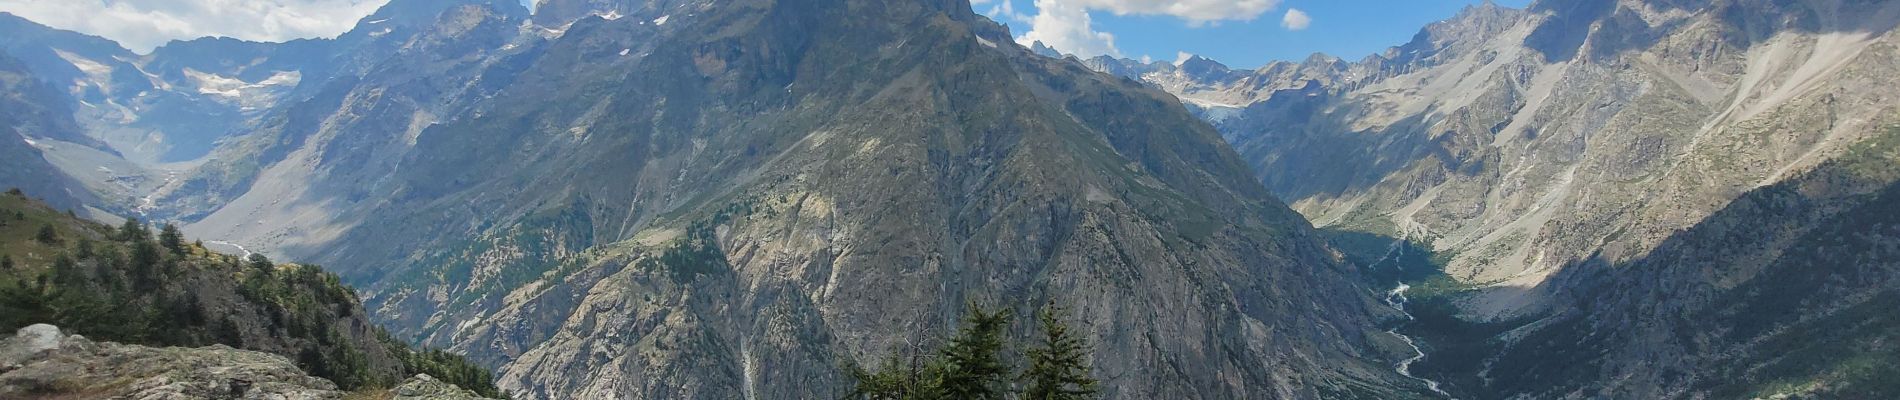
xmin=3 ymin=0 xmax=1422 ymax=398
xmin=1 ymin=0 xmax=1898 ymax=398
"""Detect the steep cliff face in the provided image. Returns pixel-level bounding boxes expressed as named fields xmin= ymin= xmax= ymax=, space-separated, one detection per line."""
xmin=153 ymin=0 xmax=1424 ymax=398
xmin=1099 ymin=0 xmax=1900 ymax=317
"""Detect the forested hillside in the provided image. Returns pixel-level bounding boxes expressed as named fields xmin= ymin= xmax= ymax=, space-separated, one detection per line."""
xmin=0 ymin=189 xmax=500 ymax=397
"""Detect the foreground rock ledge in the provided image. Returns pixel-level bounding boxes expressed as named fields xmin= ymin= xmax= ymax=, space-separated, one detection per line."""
xmin=0 ymin=324 xmax=495 ymax=399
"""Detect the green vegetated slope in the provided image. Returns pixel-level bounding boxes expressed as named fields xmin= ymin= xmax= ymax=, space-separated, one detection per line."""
xmin=0 ymin=190 xmax=501 ymax=397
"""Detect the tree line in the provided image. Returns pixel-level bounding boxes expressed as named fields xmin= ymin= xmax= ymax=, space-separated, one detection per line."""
xmin=848 ymin=304 xmax=1099 ymax=400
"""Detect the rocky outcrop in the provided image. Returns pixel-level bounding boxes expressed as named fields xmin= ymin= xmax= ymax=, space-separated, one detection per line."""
xmin=392 ymin=374 xmax=500 ymax=400
xmin=0 ymin=324 xmax=501 ymax=400
xmin=0 ymin=324 xmax=345 ymax=399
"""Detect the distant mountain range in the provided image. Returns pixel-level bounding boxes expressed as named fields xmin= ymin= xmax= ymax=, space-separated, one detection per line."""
xmin=1048 ymin=0 xmax=1900 ymax=397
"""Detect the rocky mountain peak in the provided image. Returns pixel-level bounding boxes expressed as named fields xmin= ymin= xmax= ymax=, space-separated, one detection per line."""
xmin=1029 ymin=40 xmax=1065 ymax=58
xmin=365 ymin=0 xmax=529 ymax=30
xmin=1172 ymin=54 xmax=1246 ymax=86
xmin=529 ymin=0 xmax=716 ymax=27
xmin=1298 ymin=52 xmax=1346 ymax=70
xmin=1386 ymin=0 xmax=1528 ymax=64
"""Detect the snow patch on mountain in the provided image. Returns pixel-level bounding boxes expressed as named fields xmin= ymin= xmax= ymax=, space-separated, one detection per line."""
xmin=183 ymin=69 xmax=301 ymax=108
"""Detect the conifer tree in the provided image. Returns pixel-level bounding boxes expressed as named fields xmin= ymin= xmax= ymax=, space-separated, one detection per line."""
xmin=75 ymin=238 xmax=94 ymax=260
xmin=848 ymin=351 xmax=950 ymax=400
xmin=49 ymin=254 xmax=83 ymax=288
xmin=36 ymin=224 xmax=58 ymax=244
xmin=1023 ymin=307 xmax=1097 ymax=400
xmin=216 ymin=316 xmax=245 ymax=347
xmin=159 ymin=224 xmax=186 ymax=255
xmin=118 ymin=217 xmax=149 ymax=242
xmin=940 ymin=304 xmax=1013 ymax=400
xmin=248 ymin=253 xmax=274 ymax=273
xmin=129 ymin=231 xmax=164 ymax=290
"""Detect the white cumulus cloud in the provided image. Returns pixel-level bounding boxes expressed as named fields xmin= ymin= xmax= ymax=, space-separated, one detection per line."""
xmin=1017 ymin=0 xmax=1121 ymax=57
xmin=974 ymin=0 xmax=1030 ymax=24
xmin=1281 ymin=8 xmax=1311 ymax=31
xmin=1066 ymin=0 xmax=1280 ymax=25
xmin=1175 ymin=51 xmax=1195 ymax=65
xmin=0 ymin=0 xmax=392 ymax=53
xmin=1013 ymin=0 xmax=1282 ymax=58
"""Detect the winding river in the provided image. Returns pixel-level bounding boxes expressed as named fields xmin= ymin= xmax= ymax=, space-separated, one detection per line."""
xmin=1385 ymin=283 xmax=1453 ymax=398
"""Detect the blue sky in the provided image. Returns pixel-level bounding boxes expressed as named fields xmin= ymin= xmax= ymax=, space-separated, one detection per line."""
xmin=984 ymin=0 xmax=1533 ymax=69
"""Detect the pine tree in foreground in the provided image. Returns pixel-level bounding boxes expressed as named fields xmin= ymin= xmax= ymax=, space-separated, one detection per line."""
xmin=847 ymin=352 xmax=949 ymax=400
xmin=846 ymin=304 xmax=1013 ymax=400
xmin=845 ymin=304 xmax=1100 ymax=400
xmin=1023 ymin=307 xmax=1097 ymax=400
xmin=940 ymin=304 xmax=1013 ymax=400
